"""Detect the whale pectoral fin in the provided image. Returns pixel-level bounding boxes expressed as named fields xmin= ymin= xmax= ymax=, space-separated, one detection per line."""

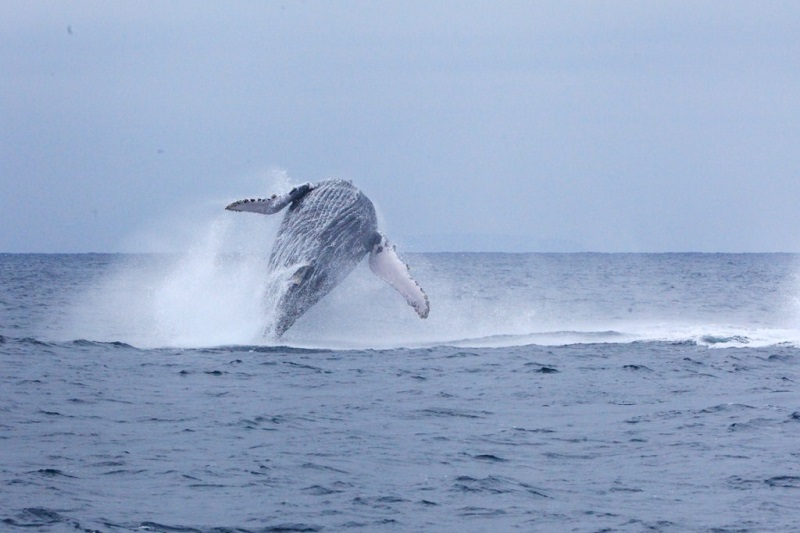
xmin=225 ymin=194 xmax=290 ymax=214
xmin=369 ymin=234 xmax=430 ymax=319
xmin=225 ymin=183 xmax=313 ymax=215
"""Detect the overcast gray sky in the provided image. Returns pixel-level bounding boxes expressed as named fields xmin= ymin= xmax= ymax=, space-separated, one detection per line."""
xmin=2 ymin=1 xmax=799 ymax=252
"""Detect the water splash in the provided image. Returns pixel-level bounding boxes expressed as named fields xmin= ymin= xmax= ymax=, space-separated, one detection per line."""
xmin=61 ymin=169 xmax=301 ymax=348
xmin=62 ymin=215 xmax=276 ymax=347
xmin=150 ymin=218 xmax=272 ymax=346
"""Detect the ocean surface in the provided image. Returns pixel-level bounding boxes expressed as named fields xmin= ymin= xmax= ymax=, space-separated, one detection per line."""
xmin=3 ymin=247 xmax=800 ymax=532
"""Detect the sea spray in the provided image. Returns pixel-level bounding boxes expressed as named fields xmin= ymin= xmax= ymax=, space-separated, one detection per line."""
xmin=151 ymin=217 xmax=272 ymax=347
xmin=62 ymin=214 xmax=281 ymax=348
xmin=58 ymin=171 xmax=306 ymax=347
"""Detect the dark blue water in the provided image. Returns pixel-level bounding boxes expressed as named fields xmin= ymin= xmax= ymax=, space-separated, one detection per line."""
xmin=3 ymin=252 xmax=800 ymax=531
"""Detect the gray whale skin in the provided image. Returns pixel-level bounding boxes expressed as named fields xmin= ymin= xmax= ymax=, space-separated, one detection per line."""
xmin=226 ymin=179 xmax=429 ymax=336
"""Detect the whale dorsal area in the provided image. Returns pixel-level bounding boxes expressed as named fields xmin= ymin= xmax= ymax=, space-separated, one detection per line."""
xmin=369 ymin=234 xmax=430 ymax=319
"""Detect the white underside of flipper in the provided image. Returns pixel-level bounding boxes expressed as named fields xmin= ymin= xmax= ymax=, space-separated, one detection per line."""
xmin=369 ymin=234 xmax=430 ymax=319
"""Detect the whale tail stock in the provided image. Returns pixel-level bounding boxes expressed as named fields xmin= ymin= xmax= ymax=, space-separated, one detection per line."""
xmin=369 ymin=233 xmax=430 ymax=319
xmin=225 ymin=184 xmax=312 ymax=215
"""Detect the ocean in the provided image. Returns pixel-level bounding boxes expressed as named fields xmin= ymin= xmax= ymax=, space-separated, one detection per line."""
xmin=2 ymin=248 xmax=800 ymax=532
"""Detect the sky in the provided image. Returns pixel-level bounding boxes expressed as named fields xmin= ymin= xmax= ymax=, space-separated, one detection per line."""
xmin=2 ymin=1 xmax=799 ymax=253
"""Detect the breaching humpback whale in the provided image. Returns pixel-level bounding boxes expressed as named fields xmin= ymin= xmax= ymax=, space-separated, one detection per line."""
xmin=225 ymin=179 xmax=429 ymax=336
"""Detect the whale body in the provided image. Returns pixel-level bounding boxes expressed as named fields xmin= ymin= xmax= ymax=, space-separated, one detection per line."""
xmin=226 ymin=179 xmax=429 ymax=336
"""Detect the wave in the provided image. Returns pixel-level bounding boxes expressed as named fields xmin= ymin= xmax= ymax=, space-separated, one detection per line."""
xmin=16 ymin=323 xmax=800 ymax=353
xmin=430 ymin=324 xmax=800 ymax=350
